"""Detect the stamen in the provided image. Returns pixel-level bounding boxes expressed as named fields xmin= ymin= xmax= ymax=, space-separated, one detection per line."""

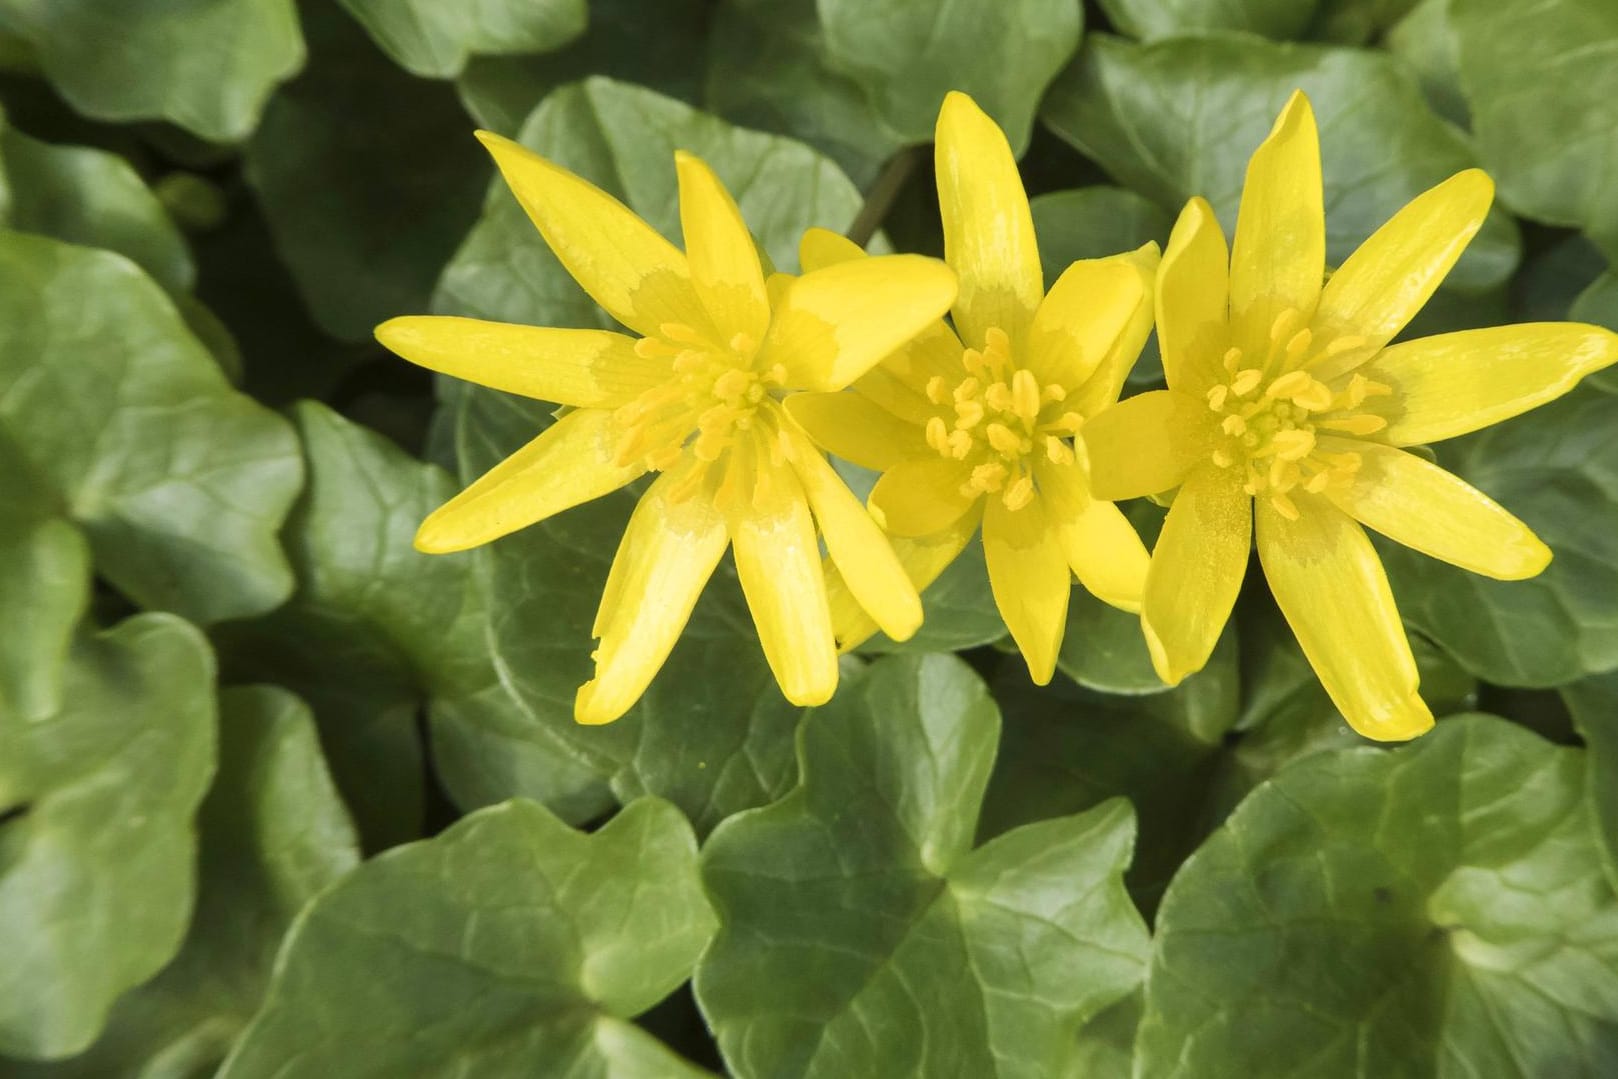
xmin=1003 ymin=474 xmax=1035 ymax=511
xmin=1011 ymin=369 xmax=1041 ymax=421
xmin=1206 ymin=385 xmax=1229 ymax=411
xmin=1319 ymin=414 xmax=1389 ymax=435
xmin=1231 ymin=369 xmax=1263 ymax=396
xmin=1270 ymin=492 xmax=1301 ymax=521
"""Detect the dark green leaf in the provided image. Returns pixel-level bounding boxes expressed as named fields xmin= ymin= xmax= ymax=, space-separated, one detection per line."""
xmin=338 ymin=0 xmax=584 ymax=78
xmin=696 ymin=654 xmax=1149 ymax=1078
xmin=0 ymin=615 xmax=215 ymax=1060
xmin=217 ymin=798 xmax=715 ymax=1078
xmin=246 ymin=3 xmax=489 ymax=340
xmin=1138 ymin=716 xmax=1618 ymax=1076
xmin=5 ymin=686 xmax=360 ymax=1078
xmin=1561 ymin=673 xmax=1618 ymax=893
xmin=0 ymin=232 xmax=301 ymax=624
xmin=0 ymin=0 xmax=303 ymax=142
xmin=1098 ymin=0 xmax=1318 ymax=42
xmin=1041 ymin=33 xmax=1520 ymax=291
xmin=1384 ymin=0 xmax=1469 ymax=127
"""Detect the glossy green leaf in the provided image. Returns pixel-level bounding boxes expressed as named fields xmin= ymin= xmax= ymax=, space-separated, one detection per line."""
xmin=6 ymin=686 xmax=361 ymax=1078
xmin=818 ymin=0 xmax=1082 ymax=152
xmin=1571 ymin=270 xmax=1618 ymax=394
xmin=0 ymin=107 xmax=193 ymax=294
xmin=0 ymin=232 xmax=301 ymax=624
xmin=1451 ymin=0 xmax=1618 ymax=254
xmin=246 ymin=3 xmax=489 ymax=340
xmin=1561 ymin=673 xmax=1618 ymax=893
xmin=1385 ymin=0 xmax=1468 ymax=127
xmin=1378 ymin=383 xmax=1618 ymax=686
xmin=1098 ymin=0 xmax=1319 ymax=41
xmin=853 ymin=540 xmax=1008 ymax=656
xmin=217 ymin=798 xmax=715 ymax=1078
xmin=1138 ymin=715 xmax=1618 ymax=1076
xmin=0 ymin=0 xmax=303 ymax=142
xmin=1041 ymin=33 xmax=1520 ymax=291
xmin=459 ymin=0 xmax=708 ymax=134
xmin=338 ymin=0 xmax=584 ymax=78
xmin=0 ymin=615 xmax=216 ymax=1060
xmin=696 ymin=654 xmax=1149 ymax=1078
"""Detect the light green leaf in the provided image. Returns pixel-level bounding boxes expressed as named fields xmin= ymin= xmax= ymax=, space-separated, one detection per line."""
xmin=1378 ymin=383 xmax=1618 ymax=687
xmin=696 ymin=654 xmax=1149 ymax=1079
xmin=1571 ymin=270 xmax=1618 ymax=394
xmin=1451 ymin=0 xmax=1618 ymax=254
xmin=1041 ymin=33 xmax=1520 ymax=291
xmin=1385 ymin=0 xmax=1469 ymax=127
xmin=338 ymin=0 xmax=584 ymax=78
xmin=0 ymin=615 xmax=216 ymax=1060
xmin=0 ymin=0 xmax=303 ymax=142
xmin=0 ymin=232 xmax=301 ymax=624
xmin=1137 ymin=715 xmax=1618 ymax=1076
xmin=705 ymin=0 xmax=903 ymax=187
xmin=217 ymin=798 xmax=715 ymax=1078
xmin=1561 ymin=673 xmax=1618 ymax=893
xmin=0 ymin=107 xmax=193 ymax=294
xmin=459 ymin=0 xmax=708 ymax=134
xmin=246 ymin=3 xmax=490 ymax=340
xmin=4 ymin=686 xmax=361 ymax=1078
xmin=1306 ymin=0 xmax=1422 ymax=42
xmin=817 ymin=0 xmax=1083 ymax=152
xmin=1098 ymin=0 xmax=1319 ymax=41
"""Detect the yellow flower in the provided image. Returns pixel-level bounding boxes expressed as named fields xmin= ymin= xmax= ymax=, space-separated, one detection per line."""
xmin=787 ymin=91 xmax=1157 ymax=684
xmin=1084 ymin=90 xmax=1618 ymax=741
xmin=376 ymin=134 xmax=957 ymax=724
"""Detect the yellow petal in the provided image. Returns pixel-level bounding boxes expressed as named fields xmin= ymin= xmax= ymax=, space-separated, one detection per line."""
xmin=1157 ymin=197 xmax=1231 ymax=393
xmin=416 ymin=409 xmax=642 ymax=553
xmin=1365 ymin=323 xmax=1618 ymax=446
xmin=575 ymin=467 xmax=729 ymax=725
xmin=1066 ymin=243 xmax=1162 ymax=419
xmin=983 ymin=495 xmax=1069 ymax=685
xmin=868 ymin=456 xmax=977 ymax=537
xmin=475 ymin=131 xmax=704 ymax=340
xmin=675 ymin=151 xmax=770 ymax=344
xmin=1081 ymin=390 xmax=1212 ymax=502
xmin=784 ymin=425 xmax=922 ymax=641
xmin=1023 ymin=256 xmax=1145 ymax=393
xmin=826 ymin=507 xmax=981 ymax=652
xmin=935 ymin=90 xmax=1043 ymax=351
xmin=784 ymin=391 xmax=926 ymax=471
xmin=727 ymin=464 xmax=838 ymax=707
xmin=375 ymin=317 xmax=664 ymax=407
xmin=1321 ymin=437 xmax=1550 ymax=580
xmin=1230 ymin=90 xmax=1325 ymax=354
xmin=1141 ymin=465 xmax=1250 ymax=684
xmin=761 ymin=255 xmax=958 ymax=391
xmin=1037 ymin=458 xmax=1148 ymax=612
xmin=1255 ymin=495 xmax=1433 ymax=742
xmin=1311 ymin=170 xmax=1494 ymax=376
xmin=799 ymin=226 xmax=865 ymax=272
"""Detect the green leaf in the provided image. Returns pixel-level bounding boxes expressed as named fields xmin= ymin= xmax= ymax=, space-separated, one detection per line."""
xmin=0 ymin=614 xmax=216 ymax=1060
xmin=0 ymin=0 xmax=303 ymax=142
xmin=1571 ymin=270 xmax=1618 ymax=395
xmin=0 ymin=232 xmax=301 ymax=624
xmin=338 ymin=0 xmax=584 ymax=78
xmin=459 ymin=0 xmax=708 ymax=134
xmin=695 ymin=654 xmax=1149 ymax=1078
xmin=853 ymin=540 xmax=1009 ymax=655
xmin=1378 ymin=383 xmax=1618 ymax=686
xmin=1384 ymin=0 xmax=1469 ymax=127
xmin=246 ymin=3 xmax=490 ymax=340
xmin=1560 ymin=673 xmax=1618 ymax=893
xmin=817 ymin=0 xmax=1083 ymax=152
xmin=704 ymin=0 xmax=903 ymax=188
xmin=1098 ymin=0 xmax=1319 ymax=41
xmin=1137 ymin=715 xmax=1618 ymax=1076
xmin=217 ymin=798 xmax=715 ymax=1078
xmin=1451 ymin=0 xmax=1618 ymax=254
xmin=1041 ymin=33 xmax=1521 ymax=291
xmin=0 ymin=107 xmax=194 ymax=294
xmin=5 ymin=686 xmax=361 ymax=1078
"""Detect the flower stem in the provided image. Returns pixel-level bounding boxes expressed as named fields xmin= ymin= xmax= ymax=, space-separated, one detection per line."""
xmin=845 ymin=145 xmax=925 ymax=248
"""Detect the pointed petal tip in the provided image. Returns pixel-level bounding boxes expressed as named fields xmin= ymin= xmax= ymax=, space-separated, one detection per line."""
xmin=573 ymin=681 xmax=630 ymax=726
xmin=1142 ymin=617 xmax=1194 ymax=687
xmin=1275 ymin=88 xmax=1316 ymax=131
xmin=413 ymin=516 xmax=469 ymax=555
xmin=1351 ymin=690 xmax=1435 ymax=743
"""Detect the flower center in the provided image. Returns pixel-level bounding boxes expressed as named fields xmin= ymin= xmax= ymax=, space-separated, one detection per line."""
xmin=1206 ymin=308 xmax=1392 ymax=520
xmin=922 ymin=326 xmax=1081 ymax=512
xmin=612 ymin=321 xmax=785 ymax=473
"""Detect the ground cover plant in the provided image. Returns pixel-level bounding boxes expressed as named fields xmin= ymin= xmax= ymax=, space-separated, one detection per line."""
xmin=4 ymin=0 xmax=1618 ymax=1075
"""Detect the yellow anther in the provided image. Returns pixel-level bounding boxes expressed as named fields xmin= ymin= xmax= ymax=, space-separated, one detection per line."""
xmin=962 ymin=349 xmax=986 ymax=376
xmin=1012 ymin=369 xmax=1041 ymax=421
xmin=1231 ymin=369 xmax=1263 ymax=396
xmin=1320 ymin=414 xmax=1389 ymax=436
xmin=1206 ymin=385 xmax=1229 ymax=411
xmin=970 ymin=461 xmax=1007 ymax=492
xmin=1291 ymin=380 xmax=1334 ymax=412
xmin=1266 ymin=370 xmax=1311 ymax=399
xmin=986 ymin=423 xmax=1023 ymax=455
xmin=1042 ymin=384 xmax=1068 ymax=403
xmin=946 ymin=430 xmax=974 ymax=459
xmin=712 ymin=369 xmax=751 ymax=400
xmin=926 ymin=375 xmax=949 ymax=404
xmin=728 ymin=332 xmax=757 ymax=356
xmin=1270 ymin=492 xmax=1301 ymax=521
xmin=955 ymin=399 xmax=985 ymax=429
xmin=1269 ymin=308 xmax=1304 ymax=346
xmin=1222 ymin=347 xmax=1244 ymax=375
xmin=1222 ymin=415 xmax=1248 ymax=437
xmin=984 ymin=381 xmax=1013 ymax=413
xmin=1045 ymin=435 xmax=1075 ymax=465
xmin=1284 ymin=328 xmax=1313 ymax=366
xmin=953 ymin=377 xmax=981 ymax=403
xmin=1053 ymin=411 xmax=1084 ymax=434
xmin=1003 ymin=474 xmax=1035 ymax=511
xmin=672 ymin=350 xmax=707 ymax=374
xmin=634 ymin=336 xmax=674 ymax=359
xmin=1271 ymin=429 xmax=1316 ymax=461
xmin=1325 ymin=335 xmax=1367 ymax=356
xmin=925 ymin=416 xmax=949 ymax=452
xmin=1211 ymin=448 xmax=1235 ymax=468
xmin=659 ymin=322 xmax=707 ymax=345
xmin=984 ymin=326 xmax=1012 ymax=354
xmin=1304 ymin=471 xmax=1331 ymax=494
